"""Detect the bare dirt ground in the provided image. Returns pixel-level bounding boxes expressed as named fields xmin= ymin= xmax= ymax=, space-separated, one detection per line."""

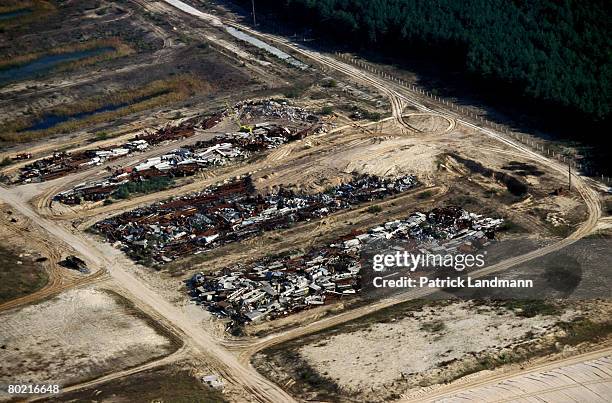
xmin=0 ymin=287 xmax=179 ymax=400
xmin=0 ymin=0 xmax=608 ymax=402
xmin=44 ymin=361 xmax=226 ymax=403
xmin=0 ymin=244 xmax=47 ymax=305
xmin=254 ymin=300 xmax=612 ymax=402
xmin=298 ymin=302 xmax=570 ymax=391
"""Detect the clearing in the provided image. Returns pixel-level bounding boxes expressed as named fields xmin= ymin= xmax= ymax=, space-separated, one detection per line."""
xmin=0 ymin=287 xmax=180 ymax=399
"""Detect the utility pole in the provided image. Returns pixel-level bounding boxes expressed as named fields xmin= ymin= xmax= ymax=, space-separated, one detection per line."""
xmin=251 ymin=0 xmax=256 ymax=27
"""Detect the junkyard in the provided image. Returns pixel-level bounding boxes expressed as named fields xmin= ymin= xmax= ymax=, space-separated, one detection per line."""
xmin=93 ymin=174 xmax=418 ymax=263
xmin=53 ymin=100 xmax=325 ymax=204
xmin=0 ymin=0 xmax=610 ymax=402
xmin=6 ymin=117 xmax=210 ymax=184
xmin=187 ymin=207 xmax=503 ymax=331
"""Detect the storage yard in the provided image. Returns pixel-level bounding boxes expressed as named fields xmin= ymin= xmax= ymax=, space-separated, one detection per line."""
xmin=93 ymin=174 xmax=418 ymax=264
xmin=54 ymin=101 xmax=324 ymax=204
xmin=0 ymin=0 xmax=609 ymax=402
xmin=188 ymin=207 xmax=503 ymax=330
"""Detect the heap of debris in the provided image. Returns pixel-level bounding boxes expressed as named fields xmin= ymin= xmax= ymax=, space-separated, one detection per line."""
xmin=93 ymin=174 xmax=419 ymax=264
xmin=188 ymin=207 xmax=504 ymax=330
xmin=55 ymin=122 xmax=324 ymax=204
xmin=59 ymin=255 xmax=89 ymax=274
xmin=12 ymin=118 xmax=209 ymax=184
xmin=234 ymin=99 xmax=318 ymax=123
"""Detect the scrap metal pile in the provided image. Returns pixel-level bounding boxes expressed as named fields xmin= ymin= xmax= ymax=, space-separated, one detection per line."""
xmin=54 ymin=121 xmax=324 ymax=204
xmin=93 ymin=174 xmax=419 ymax=264
xmin=188 ymin=207 xmax=504 ymax=329
xmin=235 ymin=99 xmax=318 ymax=122
xmin=11 ymin=118 xmax=210 ymax=184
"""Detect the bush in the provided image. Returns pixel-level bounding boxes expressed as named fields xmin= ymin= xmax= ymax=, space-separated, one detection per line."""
xmin=114 ymin=186 xmax=130 ymax=200
xmin=367 ymin=205 xmax=382 ymax=213
xmin=500 ymin=300 xmax=559 ymax=318
xmin=421 ymin=320 xmax=446 ymax=332
xmin=320 ymin=106 xmax=334 ymax=115
xmin=417 ymin=190 xmax=433 ymax=199
xmin=95 ymin=131 xmax=109 ymax=141
xmin=112 ymin=176 xmax=174 ymax=199
xmin=321 ymin=79 xmax=337 ymax=88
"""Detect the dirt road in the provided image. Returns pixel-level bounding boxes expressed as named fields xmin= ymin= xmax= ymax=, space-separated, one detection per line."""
xmin=0 ymin=186 xmax=295 ymax=403
xmin=157 ymin=0 xmax=602 ymax=346
xmin=408 ymin=346 xmax=612 ymax=402
xmin=0 ymin=1 xmax=604 ymax=401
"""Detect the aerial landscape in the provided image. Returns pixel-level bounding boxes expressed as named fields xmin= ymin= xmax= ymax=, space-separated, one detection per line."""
xmin=0 ymin=0 xmax=610 ymax=402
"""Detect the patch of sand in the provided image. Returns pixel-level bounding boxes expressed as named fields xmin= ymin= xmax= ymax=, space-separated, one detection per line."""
xmin=0 ymin=287 xmax=176 ymax=394
xmin=331 ymin=140 xmax=441 ymax=184
xmin=299 ymin=302 xmax=574 ymax=393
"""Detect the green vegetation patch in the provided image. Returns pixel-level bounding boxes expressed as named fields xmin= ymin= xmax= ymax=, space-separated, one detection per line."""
xmin=558 ymin=317 xmax=612 ymax=346
xmin=0 ymin=245 xmax=48 ymax=304
xmin=496 ymin=300 xmax=560 ymax=318
xmin=320 ymin=105 xmax=334 ymax=115
xmin=114 ymin=176 xmax=175 ymax=200
xmin=366 ymin=205 xmax=382 ymax=214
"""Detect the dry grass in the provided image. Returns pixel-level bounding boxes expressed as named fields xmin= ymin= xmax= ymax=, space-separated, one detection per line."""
xmin=0 ymin=37 xmax=133 ymax=71
xmin=0 ymin=75 xmax=210 ymax=143
xmin=0 ymin=0 xmax=55 ymax=29
xmin=0 ymin=245 xmax=48 ymax=304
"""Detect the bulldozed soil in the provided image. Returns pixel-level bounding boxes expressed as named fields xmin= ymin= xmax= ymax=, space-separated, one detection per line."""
xmin=254 ymin=299 xmax=612 ymax=402
xmin=0 ymin=287 xmax=179 ymax=399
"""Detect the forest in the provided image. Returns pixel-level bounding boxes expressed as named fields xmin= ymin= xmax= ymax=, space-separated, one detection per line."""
xmin=242 ymin=0 xmax=610 ymax=124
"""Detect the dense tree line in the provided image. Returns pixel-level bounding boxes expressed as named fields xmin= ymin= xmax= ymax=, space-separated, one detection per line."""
xmin=246 ymin=0 xmax=610 ymax=122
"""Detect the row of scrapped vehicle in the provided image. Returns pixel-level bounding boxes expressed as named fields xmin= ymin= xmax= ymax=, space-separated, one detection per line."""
xmin=54 ymin=121 xmax=325 ymax=204
xmin=92 ymin=174 xmax=419 ymax=264
xmin=187 ymin=207 xmax=504 ymax=331
xmin=11 ymin=116 xmax=216 ymax=185
xmin=11 ymin=99 xmax=320 ymax=186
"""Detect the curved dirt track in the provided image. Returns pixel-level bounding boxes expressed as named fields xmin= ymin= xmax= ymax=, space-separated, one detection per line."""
xmin=0 ymin=1 xmax=604 ymax=402
xmin=402 ymin=112 xmax=456 ymax=135
xmin=157 ymin=0 xmax=603 ymax=396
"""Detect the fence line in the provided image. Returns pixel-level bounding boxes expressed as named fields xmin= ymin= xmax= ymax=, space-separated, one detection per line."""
xmin=333 ymin=52 xmax=610 ymax=185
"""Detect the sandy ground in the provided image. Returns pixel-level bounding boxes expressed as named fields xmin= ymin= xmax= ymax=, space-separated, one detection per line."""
xmin=298 ymin=301 xmax=576 ymax=394
xmin=331 ymin=140 xmax=441 ymax=184
xmin=410 ymin=349 xmax=612 ymax=402
xmin=0 ymin=287 xmax=177 ymax=399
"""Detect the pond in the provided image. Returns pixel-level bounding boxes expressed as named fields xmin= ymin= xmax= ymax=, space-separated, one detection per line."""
xmin=0 ymin=47 xmax=114 ymax=85
xmin=19 ymin=91 xmax=167 ymax=132
xmin=20 ymin=102 xmax=131 ymax=132
xmin=0 ymin=8 xmax=32 ymax=21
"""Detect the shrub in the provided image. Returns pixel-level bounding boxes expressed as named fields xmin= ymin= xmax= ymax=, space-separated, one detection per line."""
xmin=320 ymin=106 xmax=334 ymax=115
xmin=367 ymin=205 xmax=382 ymax=213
